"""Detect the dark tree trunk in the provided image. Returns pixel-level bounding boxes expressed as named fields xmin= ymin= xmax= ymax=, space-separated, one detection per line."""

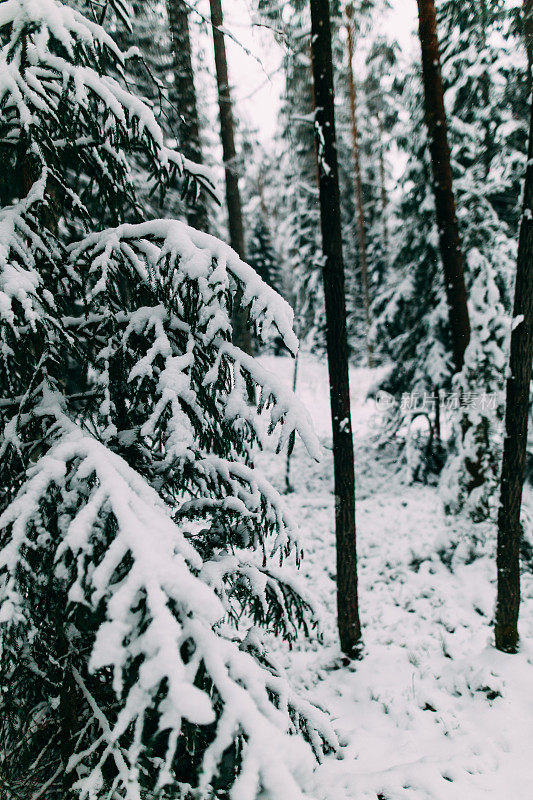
xmin=209 ymin=0 xmax=252 ymax=355
xmin=525 ymin=0 xmax=533 ymax=96
xmin=345 ymin=3 xmax=373 ymax=368
xmin=285 ymin=352 xmax=299 ymax=494
xmin=377 ymin=109 xmax=390 ymax=258
xmin=479 ymin=0 xmax=493 ymax=179
xmin=166 ymin=0 xmax=209 ymax=232
xmin=434 ymin=384 xmax=441 ymax=444
xmin=416 ymin=0 xmax=470 ymax=373
xmin=309 ymin=0 xmax=362 ymax=658
xmin=495 ymin=96 xmax=533 ymax=653
xmin=56 ymin=615 xmax=77 ymax=798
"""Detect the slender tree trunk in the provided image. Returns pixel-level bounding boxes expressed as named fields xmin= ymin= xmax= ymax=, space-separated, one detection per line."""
xmin=209 ymin=0 xmax=252 ymax=355
xmin=257 ymin=170 xmax=269 ymax=218
xmin=479 ymin=0 xmax=493 ymax=179
xmin=345 ymin=3 xmax=373 ymax=368
xmin=494 ymin=96 xmax=533 ymax=653
xmin=285 ymin=352 xmax=299 ymax=494
xmin=166 ymin=0 xmax=209 ymax=232
xmin=60 ymin=666 xmax=77 ymax=797
xmin=310 ymin=0 xmax=362 ymax=658
xmin=56 ymin=604 xmax=77 ymax=798
xmin=416 ymin=0 xmax=470 ymax=373
xmin=377 ymin=109 xmax=390 ymax=258
xmin=434 ymin=385 xmax=441 ymax=445
xmin=525 ymin=0 xmax=533 ymax=96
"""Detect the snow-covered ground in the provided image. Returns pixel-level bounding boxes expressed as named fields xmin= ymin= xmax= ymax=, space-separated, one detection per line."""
xmin=257 ymin=353 xmax=533 ymax=800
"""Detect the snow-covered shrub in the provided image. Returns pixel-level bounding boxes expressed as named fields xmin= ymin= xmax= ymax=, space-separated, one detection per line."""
xmin=440 ymin=251 xmax=508 ymax=521
xmin=0 ymin=2 xmax=336 ymax=798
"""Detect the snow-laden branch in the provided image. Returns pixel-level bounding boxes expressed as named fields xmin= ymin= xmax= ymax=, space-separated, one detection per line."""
xmin=0 ymin=164 xmax=53 ymax=328
xmin=0 ymin=0 xmax=214 ymax=198
xmin=67 ymin=219 xmax=321 ymax=474
xmin=69 ymin=219 xmax=299 ymax=353
xmin=0 ymin=403 xmax=336 ymax=800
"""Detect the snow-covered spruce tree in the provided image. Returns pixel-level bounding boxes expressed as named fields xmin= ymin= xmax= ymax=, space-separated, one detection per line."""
xmin=0 ymin=2 xmax=336 ymax=798
xmin=247 ymin=212 xmax=282 ymax=294
xmin=437 ymin=0 xmax=529 ymax=520
xmin=440 ymin=252 xmax=508 ymax=521
xmin=372 ymin=73 xmax=452 ymax=477
xmin=254 ymin=0 xmax=326 ymax=350
xmin=361 ymin=31 xmax=400 ymax=299
xmin=374 ymin=2 xmax=529 ymax=499
xmin=106 ymin=0 xmax=211 ymax=228
xmin=256 ymin=0 xmax=362 ymax=356
xmin=333 ymin=0 xmax=397 ymax=365
xmin=239 ymin=130 xmax=283 ymax=299
xmin=246 ymin=206 xmax=285 ymax=355
xmin=165 ymin=0 xmax=210 ymax=230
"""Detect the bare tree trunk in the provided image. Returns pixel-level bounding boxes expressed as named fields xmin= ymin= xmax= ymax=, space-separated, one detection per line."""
xmin=377 ymin=109 xmax=390 ymax=258
xmin=166 ymin=0 xmax=209 ymax=232
xmin=345 ymin=3 xmax=373 ymax=368
xmin=209 ymin=0 xmax=252 ymax=355
xmin=416 ymin=0 xmax=470 ymax=373
xmin=310 ymin=0 xmax=362 ymax=658
xmin=494 ymin=95 xmax=533 ymax=653
xmin=285 ymin=352 xmax=299 ymax=494
xmin=434 ymin=385 xmax=441 ymax=445
xmin=257 ymin=170 xmax=269 ymax=218
xmin=525 ymin=0 xmax=533 ymax=96
xmin=479 ymin=0 xmax=493 ymax=178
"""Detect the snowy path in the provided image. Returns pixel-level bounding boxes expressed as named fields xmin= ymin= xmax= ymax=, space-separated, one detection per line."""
xmin=258 ymin=354 xmax=533 ymax=800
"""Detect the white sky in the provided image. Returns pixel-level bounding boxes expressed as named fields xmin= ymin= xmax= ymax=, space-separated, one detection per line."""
xmin=221 ymin=0 xmax=419 ymax=144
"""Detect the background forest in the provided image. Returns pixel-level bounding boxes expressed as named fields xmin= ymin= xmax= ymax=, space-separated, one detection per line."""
xmin=0 ymin=0 xmax=532 ymax=798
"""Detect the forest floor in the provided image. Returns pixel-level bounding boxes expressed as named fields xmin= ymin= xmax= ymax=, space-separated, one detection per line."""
xmin=257 ymin=353 xmax=533 ymax=800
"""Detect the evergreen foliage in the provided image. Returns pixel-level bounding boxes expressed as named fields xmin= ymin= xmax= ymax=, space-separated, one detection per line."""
xmin=254 ymin=0 xmax=325 ymax=348
xmin=373 ymin=0 xmax=529 ymax=510
xmin=0 ymin=2 xmax=336 ymax=797
xmin=437 ymin=0 xmax=528 ymax=518
xmin=247 ymin=212 xmax=281 ymax=293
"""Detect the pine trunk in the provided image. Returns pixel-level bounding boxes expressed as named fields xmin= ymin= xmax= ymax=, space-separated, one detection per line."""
xmin=310 ymin=0 xmax=362 ymax=658
xmin=285 ymin=352 xmax=299 ymax=494
xmin=209 ymin=0 xmax=252 ymax=356
xmin=345 ymin=4 xmax=373 ymax=367
xmin=166 ymin=0 xmax=209 ymax=232
xmin=494 ymin=95 xmax=533 ymax=653
xmin=377 ymin=109 xmax=390 ymax=258
xmin=479 ymin=0 xmax=493 ymax=178
xmin=525 ymin=0 xmax=533 ymax=96
xmin=416 ymin=0 xmax=470 ymax=373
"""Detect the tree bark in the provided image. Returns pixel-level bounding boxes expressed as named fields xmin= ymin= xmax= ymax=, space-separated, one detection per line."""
xmin=345 ymin=3 xmax=373 ymax=368
xmin=310 ymin=0 xmax=362 ymax=658
xmin=285 ymin=352 xmax=299 ymax=494
xmin=416 ymin=0 xmax=470 ymax=373
xmin=166 ymin=0 xmax=209 ymax=232
xmin=479 ymin=0 xmax=493 ymax=179
xmin=209 ymin=0 xmax=252 ymax=355
xmin=525 ymin=0 xmax=533 ymax=96
xmin=434 ymin=384 xmax=441 ymax=444
xmin=377 ymin=109 xmax=390 ymax=258
xmin=494 ymin=95 xmax=533 ymax=653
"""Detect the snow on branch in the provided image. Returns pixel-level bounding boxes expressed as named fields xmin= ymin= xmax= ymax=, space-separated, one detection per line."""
xmin=68 ymin=220 xmax=320 ymax=471
xmin=69 ymin=219 xmax=299 ymax=353
xmin=0 ymin=402 xmax=336 ymax=799
xmin=219 ymin=342 xmax=320 ymax=460
xmin=0 ymin=164 xmax=54 ymax=329
xmin=0 ymin=0 xmax=213 ymax=200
